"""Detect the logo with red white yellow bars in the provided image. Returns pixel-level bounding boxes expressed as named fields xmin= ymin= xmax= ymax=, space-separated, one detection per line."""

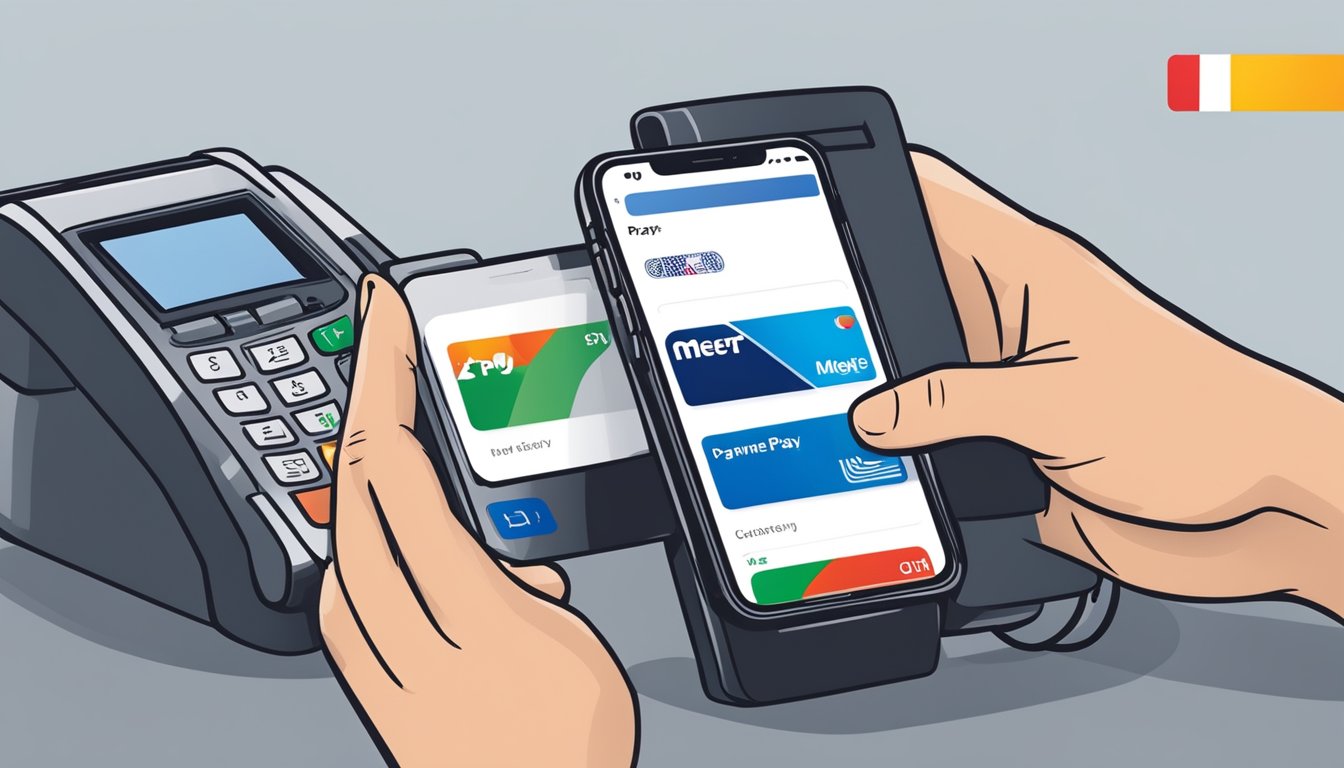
xmin=1169 ymin=54 xmax=1344 ymax=112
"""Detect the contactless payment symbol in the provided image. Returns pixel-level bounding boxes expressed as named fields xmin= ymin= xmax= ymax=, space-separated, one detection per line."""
xmin=448 ymin=321 xmax=614 ymax=431
xmin=702 ymin=413 xmax=907 ymax=509
xmin=838 ymin=455 xmax=905 ymax=484
xmin=666 ymin=306 xmax=874 ymax=406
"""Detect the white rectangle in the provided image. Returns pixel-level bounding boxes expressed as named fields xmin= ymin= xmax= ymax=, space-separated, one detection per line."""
xmin=271 ymin=369 xmax=328 ymax=405
xmin=423 ymin=294 xmax=645 ymax=483
xmin=248 ymin=335 xmax=308 ymax=372
xmin=188 ymin=349 xmax=242 ymax=381
xmin=216 ymin=384 xmax=269 ymax=415
xmin=294 ymin=401 xmax=342 ymax=436
xmin=264 ymin=450 xmax=322 ymax=485
xmin=243 ymin=418 xmax=296 ymax=448
xmin=1200 ymin=54 xmax=1232 ymax=112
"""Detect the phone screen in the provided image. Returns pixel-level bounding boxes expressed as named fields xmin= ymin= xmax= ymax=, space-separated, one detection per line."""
xmin=599 ymin=141 xmax=951 ymax=608
xmin=405 ymin=258 xmax=647 ymax=484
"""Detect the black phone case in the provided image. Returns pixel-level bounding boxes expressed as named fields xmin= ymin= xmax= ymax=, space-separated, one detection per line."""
xmin=579 ymin=140 xmax=949 ymax=705
xmin=630 ymin=88 xmax=1100 ymax=633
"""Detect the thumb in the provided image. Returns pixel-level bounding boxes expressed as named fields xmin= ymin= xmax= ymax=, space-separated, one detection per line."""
xmin=850 ymin=363 xmax=1055 ymax=453
xmin=504 ymin=562 xmax=571 ymax=603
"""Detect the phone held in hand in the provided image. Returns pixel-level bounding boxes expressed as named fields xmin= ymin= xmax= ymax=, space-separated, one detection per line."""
xmin=578 ymin=138 xmax=960 ymax=703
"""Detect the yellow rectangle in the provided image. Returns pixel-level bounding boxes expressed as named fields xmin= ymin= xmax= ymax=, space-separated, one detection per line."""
xmin=1231 ymin=54 xmax=1344 ymax=111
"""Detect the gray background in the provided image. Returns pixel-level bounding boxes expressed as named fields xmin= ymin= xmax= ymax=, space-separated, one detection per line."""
xmin=1 ymin=0 xmax=1341 ymax=765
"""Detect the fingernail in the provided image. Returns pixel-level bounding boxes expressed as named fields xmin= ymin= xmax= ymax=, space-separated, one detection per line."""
xmin=357 ymin=275 xmax=377 ymax=321
xmin=852 ymin=390 xmax=898 ymax=436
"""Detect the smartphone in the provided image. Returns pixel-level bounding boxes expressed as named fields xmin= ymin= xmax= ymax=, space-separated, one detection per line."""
xmin=388 ymin=247 xmax=676 ymax=562
xmin=578 ymin=138 xmax=960 ymax=619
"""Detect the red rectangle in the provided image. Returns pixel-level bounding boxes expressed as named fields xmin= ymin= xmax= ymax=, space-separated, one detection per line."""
xmin=1168 ymin=55 xmax=1200 ymax=111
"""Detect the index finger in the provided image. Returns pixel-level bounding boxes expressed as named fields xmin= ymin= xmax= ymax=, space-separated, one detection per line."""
xmin=336 ymin=275 xmax=519 ymax=636
xmin=343 ymin=275 xmax=418 ymax=440
xmin=328 ymin=275 xmax=446 ymax=667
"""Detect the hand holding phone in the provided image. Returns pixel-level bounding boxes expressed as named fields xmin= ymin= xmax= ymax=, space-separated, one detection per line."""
xmin=853 ymin=150 xmax=1344 ymax=620
xmin=320 ymin=275 xmax=637 ymax=767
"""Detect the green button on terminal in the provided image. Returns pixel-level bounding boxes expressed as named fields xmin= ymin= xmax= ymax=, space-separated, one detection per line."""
xmin=310 ymin=316 xmax=353 ymax=354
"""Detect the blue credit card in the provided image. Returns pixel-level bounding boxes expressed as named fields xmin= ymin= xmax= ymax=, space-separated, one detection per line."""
xmin=702 ymin=413 xmax=908 ymax=510
xmin=665 ymin=306 xmax=875 ymax=406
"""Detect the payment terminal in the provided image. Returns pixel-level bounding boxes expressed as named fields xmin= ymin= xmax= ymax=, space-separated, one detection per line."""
xmin=0 ymin=149 xmax=384 ymax=653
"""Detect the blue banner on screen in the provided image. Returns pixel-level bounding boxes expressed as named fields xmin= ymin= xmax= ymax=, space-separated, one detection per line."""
xmin=666 ymin=306 xmax=875 ymax=406
xmin=626 ymin=174 xmax=819 ymax=216
xmin=703 ymin=414 xmax=907 ymax=510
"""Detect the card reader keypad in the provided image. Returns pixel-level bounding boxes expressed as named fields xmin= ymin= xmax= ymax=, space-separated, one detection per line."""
xmin=192 ymin=317 xmax=351 ymax=528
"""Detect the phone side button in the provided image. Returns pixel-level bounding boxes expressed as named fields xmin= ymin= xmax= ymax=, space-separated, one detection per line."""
xmin=593 ymin=251 xmax=621 ymax=297
xmin=615 ymin=295 xmax=642 ymax=360
xmin=616 ymin=295 xmax=639 ymax=335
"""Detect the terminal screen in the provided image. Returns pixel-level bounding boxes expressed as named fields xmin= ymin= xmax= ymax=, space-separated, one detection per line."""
xmin=98 ymin=211 xmax=310 ymax=310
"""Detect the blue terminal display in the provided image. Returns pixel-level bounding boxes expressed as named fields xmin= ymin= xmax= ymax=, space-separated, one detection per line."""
xmin=100 ymin=213 xmax=305 ymax=310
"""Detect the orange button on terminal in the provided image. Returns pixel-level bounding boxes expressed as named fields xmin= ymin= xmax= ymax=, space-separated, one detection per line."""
xmin=293 ymin=485 xmax=332 ymax=527
xmin=319 ymin=441 xmax=337 ymax=469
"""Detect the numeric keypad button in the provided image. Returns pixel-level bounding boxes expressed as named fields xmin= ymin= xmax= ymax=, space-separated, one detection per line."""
xmin=215 ymin=384 xmax=269 ymax=415
xmin=294 ymin=401 xmax=342 ymax=436
xmin=271 ymin=369 xmax=328 ymax=406
xmin=242 ymin=418 xmax=297 ymax=448
xmin=263 ymin=451 xmax=322 ymax=485
xmin=247 ymin=335 xmax=308 ymax=373
xmin=188 ymin=349 xmax=242 ymax=382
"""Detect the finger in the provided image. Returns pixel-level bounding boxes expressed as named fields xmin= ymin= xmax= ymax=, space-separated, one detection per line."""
xmin=343 ymin=274 xmax=418 ymax=442
xmin=850 ymin=362 xmax=1066 ymax=454
xmin=504 ymin=562 xmax=570 ymax=602
xmin=1036 ymin=490 xmax=1325 ymax=601
xmin=339 ymin=275 xmax=519 ymax=637
xmin=331 ymin=277 xmax=453 ymax=667
xmin=318 ymin=568 xmax=404 ymax=699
